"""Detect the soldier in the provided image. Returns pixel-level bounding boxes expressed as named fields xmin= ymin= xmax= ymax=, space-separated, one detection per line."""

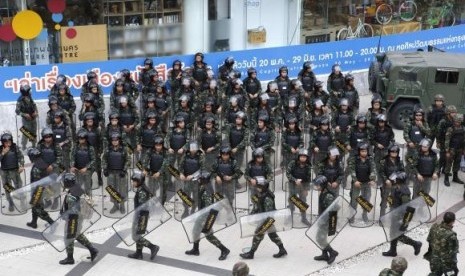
xmin=82 ymin=112 xmax=103 ymax=187
xmin=59 ymin=173 xmax=99 ymax=265
xmin=26 ymin=148 xmax=55 ymax=229
xmin=125 ymin=170 xmax=160 ymax=260
xmin=443 ymin=113 xmax=465 ymax=186
xmin=379 ymin=144 xmax=405 ymax=217
xmin=286 ymin=149 xmax=312 ymax=226
xmin=307 ymin=99 xmax=326 ymax=135
xmin=275 ymin=66 xmax=291 ymax=101
xmin=198 ymin=81 xmax=221 ymax=118
xmin=224 ymin=111 xmax=249 ymax=187
xmin=0 ymin=132 xmax=25 ymax=211
xmin=137 ymin=111 xmax=162 ymax=162
xmin=378 ymin=257 xmax=408 ymax=276
xmin=425 ymin=212 xmax=459 ymax=276
xmin=184 ymin=171 xmax=231 ymax=260
xmin=15 ymin=84 xmax=38 ymax=149
xmin=250 ymin=115 xmax=275 ymax=166
xmin=103 ymin=112 xmax=126 ymax=152
xmin=70 ymin=129 xmax=96 ymax=195
xmin=192 ymin=52 xmax=209 ymax=89
xmin=283 ymin=80 xmax=304 ymax=113
xmin=310 ymin=116 xmax=335 ymax=171
xmin=310 ymin=81 xmax=329 ymax=110
xmin=50 ymin=74 xmax=67 ymax=97
xmin=403 ymin=108 xmax=431 ymax=177
xmin=198 ymin=117 xmax=221 ymax=171
xmin=243 ymin=67 xmax=262 ymax=112
xmin=143 ymin=135 xmax=169 ymax=204
xmin=81 ymin=71 xmax=101 ymax=97
xmin=342 ymin=74 xmax=360 ymax=114
xmin=118 ymin=95 xmax=140 ymax=153
xmin=175 ymin=77 xmax=197 ymax=105
xmin=244 ymin=148 xmax=273 ymax=194
xmin=139 ymin=58 xmax=155 ymax=88
xmin=348 ymin=142 xmax=377 ymax=222
xmin=346 ymin=115 xmax=371 ymax=157
xmin=102 ymin=132 xmax=130 ymax=214
xmin=312 ymin=175 xmax=339 ymax=264
xmin=218 ymin=56 xmax=235 ymax=89
xmin=81 ymin=81 xmax=105 ymax=128
xmin=437 ymin=105 xmax=457 ymax=174
xmin=315 ymin=147 xmax=344 ymax=195
xmin=79 ymin=93 xmax=104 ymax=128
xmin=281 ymin=115 xmax=304 ymax=166
xmin=282 ymin=98 xmax=304 ymax=134
xmin=369 ymin=52 xmax=388 ymax=94
xmin=332 ymin=98 xmax=354 ymax=155
xmin=252 ymin=93 xmax=274 ymax=128
xmin=153 ymin=83 xmax=172 ymax=133
xmin=211 ymin=145 xmax=242 ymax=206
xmin=327 ymin=64 xmax=345 ymax=98
xmin=165 ymin=115 xmax=190 ymax=169
xmin=240 ymin=177 xmax=287 ymax=259
xmin=110 ymin=79 xmax=133 ymax=110
xmin=412 ymin=138 xmax=439 ymax=199
xmin=56 ymin=83 xmax=76 ymax=136
xmin=371 ymin=114 xmax=395 ymax=186
xmin=179 ymin=141 xmax=205 ymax=215
xmin=264 ymin=81 xmax=282 ymax=126
xmin=37 ymin=127 xmax=63 ymax=180
xmin=51 ymin=110 xmax=73 ymax=170
xmin=120 ymin=69 xmax=139 ymax=100
xmin=426 ymin=94 xmax=446 ymax=145
xmin=46 ymin=95 xmax=72 ymax=128
xmin=228 ymin=79 xmax=248 ymax=112
xmin=382 ymin=172 xmax=422 ymax=257
xmin=168 ymin=60 xmax=183 ymax=95
xmin=224 ymin=95 xmax=246 ymax=127
xmin=174 ymin=94 xmax=196 ymax=132
xmin=366 ymin=94 xmax=386 ymax=128
xmin=197 ymin=100 xmax=219 ymax=131
xmin=297 ymin=61 xmax=316 ymax=109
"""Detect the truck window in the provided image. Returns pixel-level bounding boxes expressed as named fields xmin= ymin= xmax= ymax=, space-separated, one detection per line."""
xmin=435 ymin=70 xmax=459 ymax=84
xmin=398 ymin=70 xmax=417 ymax=81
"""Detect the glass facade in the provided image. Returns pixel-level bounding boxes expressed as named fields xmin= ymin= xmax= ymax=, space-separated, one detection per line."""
xmin=1 ymin=0 xmax=464 ymax=66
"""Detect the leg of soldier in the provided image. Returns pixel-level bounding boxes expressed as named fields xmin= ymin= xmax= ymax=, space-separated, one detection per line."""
xmin=405 ymin=148 xmax=415 ymax=184
xmin=108 ymin=172 xmax=119 ymax=212
xmin=62 ymin=147 xmax=71 ymax=171
xmin=118 ymin=173 xmax=128 ymax=213
xmin=76 ymin=234 xmax=91 ymax=248
xmin=0 ymin=170 xmax=12 ymax=209
xmin=83 ymin=170 xmax=93 ymax=195
xmin=148 ymin=176 xmax=157 ymax=197
xmin=206 ymin=231 xmax=230 ymax=260
xmin=251 ymin=233 xmax=265 ymax=252
xmin=96 ymin=152 xmax=103 ymax=187
xmin=423 ymin=177 xmax=432 ymax=195
xmin=192 ymin=180 xmax=199 ymax=213
xmin=35 ymin=204 xmax=54 ymax=224
xmin=21 ymin=118 xmax=29 ymax=150
xmin=288 ymin=181 xmax=297 ymax=212
xmin=350 ymin=182 xmax=361 ymax=209
xmin=397 ymin=234 xmax=422 ymax=255
xmin=444 ymin=151 xmax=453 ymax=186
xmin=226 ymin=180 xmax=235 ymax=207
xmin=361 ymin=182 xmax=371 ymax=221
xmin=268 ymin=232 xmax=283 ymax=246
xmin=379 ymin=184 xmax=392 ymax=217
xmin=452 ymin=150 xmax=464 ymax=184
xmin=161 ymin=172 xmax=168 ymax=204
xmin=412 ymin=176 xmax=422 ymax=199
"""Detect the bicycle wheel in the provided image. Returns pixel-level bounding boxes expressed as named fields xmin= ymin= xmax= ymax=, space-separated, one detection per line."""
xmin=376 ymin=4 xmax=393 ymax=25
xmin=337 ymin=28 xmax=349 ymax=41
xmin=440 ymin=9 xmax=456 ymax=27
xmin=399 ymin=0 xmax=417 ymax=22
xmin=360 ymin=24 xmax=374 ymax=38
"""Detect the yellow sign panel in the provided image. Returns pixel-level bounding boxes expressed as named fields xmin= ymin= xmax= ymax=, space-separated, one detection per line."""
xmin=60 ymin=25 xmax=108 ymax=63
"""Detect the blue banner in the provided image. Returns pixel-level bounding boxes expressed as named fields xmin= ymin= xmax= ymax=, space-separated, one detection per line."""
xmin=1 ymin=24 xmax=465 ymax=102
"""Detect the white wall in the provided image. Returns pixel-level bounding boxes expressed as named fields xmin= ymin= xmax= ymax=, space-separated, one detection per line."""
xmin=182 ymin=0 xmax=210 ymax=55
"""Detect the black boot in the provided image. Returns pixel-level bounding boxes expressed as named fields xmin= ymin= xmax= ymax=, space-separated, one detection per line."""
xmin=301 ymin=213 xmax=311 ymax=226
xmin=444 ymin=174 xmax=450 ymax=187
xmin=382 ymin=240 xmax=397 ymax=257
xmin=185 ymin=242 xmax=200 ymax=256
xmin=240 ymin=250 xmax=254 ymax=259
xmin=119 ymin=203 xmax=126 ymax=214
xmin=326 ymin=246 xmax=339 ymax=264
xmin=273 ymin=244 xmax=287 ymax=258
xmin=218 ymin=245 xmax=230 ymax=261
xmin=148 ymin=244 xmax=159 ymax=260
xmin=86 ymin=245 xmax=98 ymax=262
xmin=109 ymin=203 xmax=118 ymax=214
xmin=453 ymin=172 xmax=465 ymax=184
xmin=413 ymin=241 xmax=422 ymax=255
xmin=314 ymin=249 xmax=329 ymax=261
xmin=128 ymin=249 xmax=143 ymax=260
xmin=59 ymin=253 xmax=75 ymax=265
xmin=27 ymin=213 xmax=38 ymax=229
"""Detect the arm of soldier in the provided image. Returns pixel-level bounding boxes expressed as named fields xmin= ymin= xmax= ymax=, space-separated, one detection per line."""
xmin=87 ymin=146 xmax=96 ymax=170
xmin=244 ymin=163 xmax=252 ymax=181
xmin=444 ymin=127 xmax=452 ymax=150
xmin=347 ymin=156 xmax=357 ymax=181
xmin=123 ymin=147 xmax=131 ymax=172
xmin=233 ymin=160 xmax=244 ymax=179
xmin=336 ymin=160 xmax=344 ymax=184
xmin=69 ymin=146 xmax=77 ymax=170
xmin=198 ymin=153 xmax=205 ymax=172
xmin=403 ymin=122 xmax=412 ymax=144
xmin=389 ymin=128 xmax=395 ymax=144
xmin=239 ymin=127 xmax=250 ymax=151
xmin=369 ymin=157 xmax=377 ymax=182
xmin=378 ymin=159 xmax=388 ymax=183
xmin=164 ymin=130 xmax=172 ymax=151
xmin=62 ymin=125 xmax=73 ymax=147
xmin=265 ymin=163 xmax=273 ymax=183
xmin=214 ymin=131 xmax=222 ymax=150
xmin=101 ymin=150 xmax=108 ymax=170
xmin=420 ymin=121 xmax=432 ymax=137
xmin=432 ymin=153 xmax=440 ymax=177
xmin=15 ymin=100 xmax=22 ymax=116
xmin=132 ymin=108 xmax=140 ymax=127
xmin=266 ymin=130 xmax=276 ymax=150
xmin=53 ymin=144 xmax=63 ymax=170
xmin=249 ymin=130 xmax=256 ymax=150
xmin=286 ymin=161 xmax=296 ymax=182
xmin=69 ymin=97 xmax=76 ymax=114
xmin=280 ymin=132 xmax=291 ymax=151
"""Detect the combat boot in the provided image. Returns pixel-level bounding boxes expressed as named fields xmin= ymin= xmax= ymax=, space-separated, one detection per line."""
xmin=314 ymin=250 xmax=329 ymax=261
xmin=326 ymin=246 xmax=339 ymax=264
xmin=453 ymin=172 xmax=465 ymax=184
xmin=148 ymin=244 xmax=159 ymax=260
xmin=185 ymin=242 xmax=200 ymax=256
xmin=27 ymin=213 xmax=38 ymax=229
xmin=273 ymin=244 xmax=287 ymax=258
xmin=413 ymin=241 xmax=422 ymax=256
xmin=109 ymin=203 xmax=118 ymax=214
xmin=218 ymin=245 xmax=230 ymax=261
xmin=128 ymin=249 xmax=143 ymax=260
xmin=382 ymin=240 xmax=397 ymax=257
xmin=301 ymin=213 xmax=311 ymax=226
xmin=444 ymin=174 xmax=450 ymax=186
xmin=59 ymin=254 xmax=75 ymax=265
xmin=86 ymin=245 xmax=98 ymax=262
xmin=240 ymin=250 xmax=255 ymax=259
xmin=362 ymin=212 xmax=369 ymax=222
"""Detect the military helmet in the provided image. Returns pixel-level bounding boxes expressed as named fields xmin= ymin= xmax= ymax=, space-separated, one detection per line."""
xmin=131 ymin=169 xmax=145 ymax=184
xmin=453 ymin=113 xmax=463 ymax=123
xmin=314 ymin=81 xmax=323 ymax=89
xmin=434 ymin=94 xmax=445 ymax=101
xmin=144 ymin=58 xmax=153 ymax=66
xmin=235 ymin=111 xmax=246 ymax=120
xmin=376 ymin=114 xmax=387 ymax=122
xmin=48 ymin=95 xmax=58 ymax=105
xmin=179 ymin=94 xmax=190 ymax=102
xmin=233 ymin=78 xmax=243 ymax=86
xmin=84 ymin=112 xmax=96 ymax=121
xmin=414 ymin=107 xmax=425 ymax=115
xmin=229 ymin=95 xmax=239 ymax=104
xmin=419 ymin=138 xmax=432 ymax=148
xmin=63 ymin=173 xmax=77 ymax=189
xmin=339 ymin=98 xmax=349 ymax=107
xmin=375 ymin=52 xmax=386 ymax=62
xmin=174 ymin=115 xmax=185 ymax=123
xmin=258 ymin=114 xmax=269 ymax=123
xmin=146 ymin=111 xmax=157 ymax=120
xmin=298 ymin=148 xmax=310 ymax=157
xmin=446 ymin=105 xmax=457 ymax=114
xmin=146 ymin=94 xmax=156 ymax=103
xmin=331 ymin=64 xmax=341 ymax=72
xmin=259 ymin=93 xmax=270 ymax=101
xmin=303 ymin=61 xmax=313 ymax=70
xmin=267 ymin=81 xmax=278 ymax=91
xmin=319 ymin=116 xmax=330 ymax=126
xmin=20 ymin=84 xmax=31 ymax=95
xmin=388 ymin=144 xmax=400 ymax=153
xmin=56 ymin=74 xmax=67 ymax=84
xmin=109 ymin=111 xmax=120 ymax=120
xmin=279 ymin=66 xmax=288 ymax=74
xmin=149 ymin=69 xmax=158 ymax=79
xmin=58 ymin=83 xmax=68 ymax=92
xmin=153 ymin=135 xmax=164 ymax=145
xmin=27 ymin=147 xmax=41 ymax=159
xmin=87 ymin=71 xmax=97 ymax=80
xmin=345 ymin=73 xmax=354 ymax=82
xmin=189 ymin=141 xmax=199 ymax=152
xmin=220 ymin=145 xmax=232 ymax=154
xmin=247 ymin=67 xmax=257 ymax=77
xmin=391 ymin=257 xmax=408 ymax=273
xmin=119 ymin=95 xmax=128 ymax=104
xmin=286 ymin=114 xmax=298 ymax=124
xmin=312 ymin=175 xmax=328 ymax=189
xmin=357 ymin=142 xmax=369 ymax=151
xmin=224 ymin=56 xmax=235 ymax=66
xmin=110 ymin=132 xmax=121 ymax=141
xmin=252 ymin=147 xmax=265 ymax=158
xmin=114 ymin=79 xmax=124 ymax=88
xmin=371 ymin=93 xmax=382 ymax=104
xmin=314 ymin=98 xmax=324 ymax=108
xmin=356 ymin=114 xmax=367 ymax=123
xmin=1 ymin=132 xmax=13 ymax=142
xmin=83 ymin=93 xmax=95 ymax=103
xmin=54 ymin=109 xmax=65 ymax=119
xmin=291 ymin=79 xmax=302 ymax=88
xmin=205 ymin=116 xmax=215 ymax=124
xmin=77 ymin=128 xmax=88 ymax=139
xmin=41 ymin=127 xmax=54 ymax=138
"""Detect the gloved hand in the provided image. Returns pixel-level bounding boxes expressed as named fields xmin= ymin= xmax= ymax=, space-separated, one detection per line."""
xmin=103 ymin=170 xmax=109 ymax=177
xmin=119 ymin=171 xmax=126 ymax=177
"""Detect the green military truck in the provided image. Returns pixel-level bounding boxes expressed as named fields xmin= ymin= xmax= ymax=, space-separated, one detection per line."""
xmin=374 ymin=51 xmax=465 ymax=129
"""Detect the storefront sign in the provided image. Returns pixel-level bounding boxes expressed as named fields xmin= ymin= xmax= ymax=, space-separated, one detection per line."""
xmin=60 ymin=25 xmax=108 ymax=63
xmin=1 ymin=24 xmax=465 ymax=102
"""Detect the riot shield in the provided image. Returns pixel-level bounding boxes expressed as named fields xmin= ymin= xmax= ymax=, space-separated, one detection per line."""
xmin=416 ymin=178 xmax=439 ymax=223
xmin=240 ymin=208 xmax=292 ymax=238
xmin=235 ymin=148 xmax=248 ymax=193
xmin=42 ymin=198 xmax=101 ymax=252
xmin=285 ymin=181 xmax=314 ymax=228
xmin=305 ymin=196 xmax=356 ymax=250
xmin=102 ymin=174 xmax=129 ymax=218
xmin=10 ymin=173 xmax=62 ymax=213
xmin=173 ymin=178 xmax=199 ymax=222
xmin=182 ymin=198 xmax=236 ymax=243
xmin=349 ymin=182 xmax=378 ymax=228
xmin=1 ymin=170 xmax=27 ymax=215
xmin=214 ymin=179 xmax=236 ymax=211
xmin=112 ymin=197 xmax=172 ymax=246
xmin=379 ymin=196 xmax=431 ymax=242
xmin=16 ymin=116 xmax=38 ymax=150
xmin=265 ymin=149 xmax=276 ymax=192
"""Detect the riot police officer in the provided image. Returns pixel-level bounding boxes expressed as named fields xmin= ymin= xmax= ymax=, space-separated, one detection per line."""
xmin=426 ymin=94 xmax=446 ymax=145
xmin=211 ymin=145 xmax=243 ymax=206
xmin=310 ymin=116 xmax=335 ymax=170
xmin=198 ymin=117 xmax=221 ymax=171
xmin=143 ymin=135 xmax=169 ymax=204
xmin=82 ymin=112 xmax=103 ymax=186
xmin=404 ymin=108 xmax=431 ymax=178
xmin=371 ymin=114 xmax=395 ymax=179
xmin=366 ymin=94 xmax=386 ymax=128
xmin=297 ymin=61 xmax=316 ymax=108
xmin=0 ymin=132 xmax=25 ymax=211
xmin=443 ymin=114 xmax=465 ymax=186
xmin=315 ymin=147 xmax=344 ymax=195
xmin=192 ymin=52 xmax=209 ymax=89
xmin=15 ymin=84 xmax=38 ymax=149
xmin=342 ymin=74 xmax=360 ymax=114
xmin=379 ymin=144 xmax=405 ymax=217
xmin=281 ymin=115 xmax=304 ymax=166
xmin=250 ymin=115 xmax=275 ymax=166
xmin=179 ymin=141 xmax=205 ymax=215
xmin=139 ymin=58 xmax=155 ymax=88
xmin=286 ymin=149 xmax=312 ymax=225
xmin=243 ymin=67 xmax=262 ymax=112
xmin=275 ymin=66 xmax=291 ymax=100
xmin=412 ymin=138 xmax=439 ymax=199
xmin=137 ymin=111 xmax=162 ymax=162
xmin=331 ymin=98 xmax=354 ymax=154
xmin=70 ymin=129 xmax=96 ymax=195
xmin=346 ymin=115 xmax=371 ymax=157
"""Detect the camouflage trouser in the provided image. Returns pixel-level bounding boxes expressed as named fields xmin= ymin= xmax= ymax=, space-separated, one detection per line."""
xmin=184 ymin=180 xmax=199 ymax=214
xmin=312 ymin=151 xmax=326 ymax=175
xmin=204 ymin=151 xmax=218 ymax=172
xmin=288 ymin=181 xmax=310 ymax=214
xmin=404 ymin=146 xmax=416 ymax=174
xmin=429 ymin=260 xmax=459 ymax=276
xmin=215 ymin=179 xmax=235 ymax=206
xmin=413 ymin=176 xmax=433 ymax=199
xmin=379 ymin=185 xmax=392 ymax=216
xmin=445 ymin=149 xmax=463 ymax=174
xmin=76 ymin=169 xmax=93 ymax=195
xmin=21 ymin=118 xmax=37 ymax=149
xmin=107 ymin=171 xmax=128 ymax=203
xmin=0 ymin=169 xmax=23 ymax=205
xmin=374 ymin=148 xmax=388 ymax=186
xmin=350 ymin=182 xmax=372 ymax=215
xmin=136 ymin=237 xmax=153 ymax=250
xmin=31 ymin=204 xmax=53 ymax=223
xmin=191 ymin=213 xmax=223 ymax=248
xmin=251 ymin=226 xmax=283 ymax=252
xmin=62 ymin=146 xmax=71 ymax=172
xmin=66 ymin=234 xmax=91 ymax=255
xmin=316 ymin=222 xmax=330 ymax=248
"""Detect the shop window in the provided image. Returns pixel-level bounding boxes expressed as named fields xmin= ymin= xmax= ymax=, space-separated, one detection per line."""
xmin=435 ymin=70 xmax=459 ymax=84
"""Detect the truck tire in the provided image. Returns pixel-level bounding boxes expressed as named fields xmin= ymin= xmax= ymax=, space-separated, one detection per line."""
xmin=389 ymin=101 xmax=417 ymax=129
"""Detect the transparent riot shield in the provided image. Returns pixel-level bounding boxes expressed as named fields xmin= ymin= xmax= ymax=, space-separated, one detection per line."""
xmin=42 ymin=198 xmax=101 ymax=252
xmin=234 ymin=148 xmax=248 ymax=193
xmin=214 ymin=179 xmax=236 ymax=211
xmin=173 ymin=177 xmax=200 ymax=222
xmin=305 ymin=196 xmax=356 ymax=250
xmin=266 ymin=149 xmax=276 ymax=192
xmin=1 ymin=170 xmax=27 ymax=215
xmin=182 ymin=198 xmax=236 ymax=243
xmin=349 ymin=182 xmax=378 ymax=228
xmin=416 ymin=177 xmax=439 ymax=223
xmin=379 ymin=196 xmax=431 ymax=242
xmin=102 ymin=174 xmax=129 ymax=219
xmin=285 ymin=181 xmax=314 ymax=228
xmin=240 ymin=208 xmax=293 ymax=238
xmin=10 ymin=173 xmax=62 ymax=213
xmin=146 ymin=173 xmax=165 ymax=200
xmin=112 ymin=197 xmax=172 ymax=246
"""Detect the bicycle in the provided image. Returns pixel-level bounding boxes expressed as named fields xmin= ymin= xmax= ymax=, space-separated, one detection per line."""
xmin=337 ymin=15 xmax=374 ymax=40
xmin=424 ymin=0 xmax=455 ymax=28
xmin=375 ymin=0 xmax=417 ymax=25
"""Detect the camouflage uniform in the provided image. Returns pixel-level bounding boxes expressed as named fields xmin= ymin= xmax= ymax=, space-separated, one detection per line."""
xmin=16 ymin=91 xmax=39 ymax=149
xmin=179 ymin=150 xmax=205 ymax=213
xmin=443 ymin=114 xmax=465 ymax=185
xmin=142 ymin=146 xmax=170 ymax=203
xmin=70 ymin=143 xmax=96 ymax=194
xmin=426 ymin=221 xmax=459 ymax=275
xmin=379 ymin=153 xmax=405 ymax=217
xmin=315 ymin=156 xmax=344 ymax=195
xmin=412 ymin=147 xmax=439 ymax=199
xmin=0 ymin=141 xmax=24 ymax=210
xmin=286 ymin=157 xmax=312 ymax=220
xmin=250 ymin=125 xmax=276 ymax=166
xmin=281 ymin=126 xmax=304 ymax=166
xmin=310 ymin=127 xmax=335 ymax=171
xmin=403 ymin=117 xmax=431 ymax=174
xmin=224 ymin=122 xmax=249 ymax=170
xmin=132 ymin=184 xmax=157 ymax=252
xmin=437 ymin=112 xmax=455 ymax=173
xmin=211 ymin=155 xmax=243 ymax=206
